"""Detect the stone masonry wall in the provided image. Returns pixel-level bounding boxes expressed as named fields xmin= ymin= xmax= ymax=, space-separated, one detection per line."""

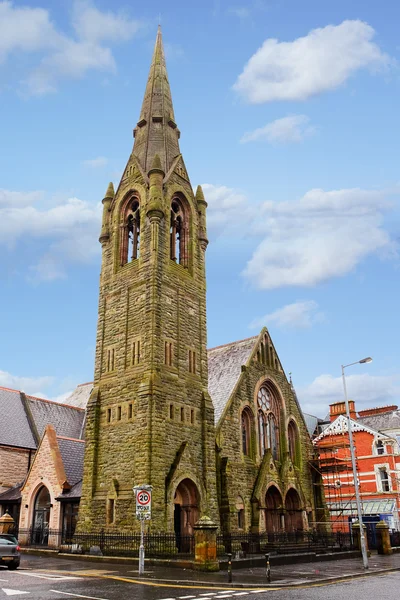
xmin=0 ymin=445 xmax=32 ymax=493
xmin=216 ymin=334 xmax=317 ymax=534
xmin=78 ymin=159 xmax=218 ymax=532
xmin=19 ymin=430 xmax=64 ymax=541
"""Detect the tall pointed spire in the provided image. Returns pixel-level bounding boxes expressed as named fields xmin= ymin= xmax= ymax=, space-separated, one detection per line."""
xmin=133 ymin=26 xmax=181 ymax=174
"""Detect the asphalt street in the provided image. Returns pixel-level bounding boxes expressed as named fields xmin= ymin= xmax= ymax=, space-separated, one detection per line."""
xmin=1 ymin=556 xmax=400 ymax=600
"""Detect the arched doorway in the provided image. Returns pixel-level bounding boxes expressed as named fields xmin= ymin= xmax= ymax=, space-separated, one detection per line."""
xmin=285 ymin=488 xmax=303 ymax=532
xmin=32 ymin=486 xmax=51 ymax=545
xmin=265 ymin=485 xmax=283 ymax=534
xmin=174 ymin=479 xmax=200 ymax=551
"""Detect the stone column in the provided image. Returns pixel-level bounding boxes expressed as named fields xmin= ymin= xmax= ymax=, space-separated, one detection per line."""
xmin=351 ymin=522 xmax=370 ymax=556
xmin=376 ymin=520 xmax=393 ymax=555
xmin=193 ymin=516 xmax=219 ymax=571
xmin=0 ymin=512 xmax=15 ymax=535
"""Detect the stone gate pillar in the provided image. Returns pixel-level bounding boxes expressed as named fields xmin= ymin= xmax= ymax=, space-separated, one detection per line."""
xmin=193 ymin=516 xmax=219 ymax=571
xmin=376 ymin=520 xmax=392 ymax=555
xmin=0 ymin=512 xmax=14 ymax=535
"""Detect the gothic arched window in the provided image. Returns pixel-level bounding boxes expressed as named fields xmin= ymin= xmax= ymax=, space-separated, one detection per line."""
xmin=120 ymin=196 xmax=140 ymax=266
xmin=241 ymin=408 xmax=253 ymax=456
xmin=288 ymin=420 xmax=299 ymax=465
xmin=257 ymin=384 xmax=280 ymax=460
xmin=170 ymin=197 xmax=188 ymax=267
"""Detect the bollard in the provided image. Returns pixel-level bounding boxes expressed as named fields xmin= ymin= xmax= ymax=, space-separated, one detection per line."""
xmin=227 ymin=553 xmax=232 ymax=583
xmin=265 ymin=553 xmax=271 ymax=583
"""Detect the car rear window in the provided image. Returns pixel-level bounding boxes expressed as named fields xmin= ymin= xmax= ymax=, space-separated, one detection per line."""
xmin=0 ymin=535 xmax=17 ymax=545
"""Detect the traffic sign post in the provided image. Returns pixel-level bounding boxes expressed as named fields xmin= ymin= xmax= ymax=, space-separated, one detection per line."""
xmin=133 ymin=484 xmax=152 ymax=575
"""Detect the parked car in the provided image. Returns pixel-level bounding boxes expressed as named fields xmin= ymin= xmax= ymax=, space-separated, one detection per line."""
xmin=0 ymin=534 xmax=20 ymax=570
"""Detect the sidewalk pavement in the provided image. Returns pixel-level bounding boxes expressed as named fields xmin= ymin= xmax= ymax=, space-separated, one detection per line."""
xmin=134 ymin=551 xmax=400 ymax=587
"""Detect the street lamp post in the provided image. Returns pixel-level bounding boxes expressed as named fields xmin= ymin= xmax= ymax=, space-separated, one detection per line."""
xmin=341 ymin=357 xmax=372 ymax=570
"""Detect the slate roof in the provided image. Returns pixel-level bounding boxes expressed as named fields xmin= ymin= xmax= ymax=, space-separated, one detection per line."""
xmin=27 ymin=395 xmax=85 ymax=440
xmin=62 ymin=382 xmax=93 ymax=409
xmin=302 ymin=413 xmax=322 ymax=438
xmin=57 ymin=437 xmax=85 ymax=487
xmin=0 ymin=387 xmax=37 ymax=449
xmin=208 ymin=336 xmax=258 ymax=425
xmin=0 ymin=386 xmax=86 ymax=451
xmin=358 ymin=409 xmax=400 ymax=434
xmin=57 ymin=479 xmax=82 ymax=500
xmin=0 ymin=483 xmax=23 ymax=503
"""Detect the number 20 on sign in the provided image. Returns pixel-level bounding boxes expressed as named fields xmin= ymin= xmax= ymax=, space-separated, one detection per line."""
xmin=135 ymin=488 xmax=152 ymax=520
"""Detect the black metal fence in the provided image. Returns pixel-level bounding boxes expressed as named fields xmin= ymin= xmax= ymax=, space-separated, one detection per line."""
xmin=16 ymin=528 xmax=195 ymax=558
xmin=390 ymin=531 xmax=400 ymax=547
xmin=217 ymin=530 xmax=355 ymax=556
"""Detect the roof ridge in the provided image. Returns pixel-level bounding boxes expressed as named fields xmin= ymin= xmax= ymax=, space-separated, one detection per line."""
xmin=77 ymin=382 xmax=93 ymax=387
xmin=0 ymin=385 xmax=24 ymax=393
xmin=26 ymin=395 xmax=85 ymax=411
xmin=56 ymin=435 xmax=85 ymax=443
xmin=208 ymin=335 xmax=258 ymax=352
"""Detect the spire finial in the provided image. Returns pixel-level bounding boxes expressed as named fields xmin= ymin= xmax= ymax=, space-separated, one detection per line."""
xmin=132 ymin=27 xmax=180 ymax=175
xmin=104 ymin=181 xmax=115 ymax=199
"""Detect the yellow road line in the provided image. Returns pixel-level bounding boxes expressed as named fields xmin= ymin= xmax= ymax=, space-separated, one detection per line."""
xmin=40 ymin=567 xmax=397 ymax=592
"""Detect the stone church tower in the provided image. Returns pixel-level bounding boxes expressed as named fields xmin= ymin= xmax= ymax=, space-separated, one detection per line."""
xmin=78 ymin=27 xmax=218 ymax=532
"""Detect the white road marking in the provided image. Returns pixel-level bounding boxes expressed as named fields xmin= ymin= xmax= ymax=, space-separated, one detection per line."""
xmin=18 ymin=572 xmax=81 ymax=581
xmin=0 ymin=578 xmax=9 ymax=582
xmin=179 ymin=596 xmax=197 ymax=598
xmin=1 ymin=589 xmax=30 ymax=596
xmin=232 ymin=594 xmax=249 ymax=597
xmin=200 ymin=595 xmax=218 ymax=597
xmin=49 ymin=591 xmax=109 ymax=600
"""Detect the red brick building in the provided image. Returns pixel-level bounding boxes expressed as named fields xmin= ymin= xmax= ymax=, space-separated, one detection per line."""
xmin=314 ymin=401 xmax=400 ymax=540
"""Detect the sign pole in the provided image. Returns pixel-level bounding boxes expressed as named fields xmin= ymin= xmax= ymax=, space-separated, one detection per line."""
xmin=133 ymin=484 xmax=152 ymax=576
xmin=139 ymin=518 xmax=145 ymax=575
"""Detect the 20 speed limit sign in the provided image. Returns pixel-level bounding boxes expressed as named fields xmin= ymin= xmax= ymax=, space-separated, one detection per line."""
xmin=135 ymin=488 xmax=152 ymax=520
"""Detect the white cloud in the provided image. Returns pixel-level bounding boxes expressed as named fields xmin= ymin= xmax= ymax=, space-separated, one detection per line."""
xmin=298 ymin=373 xmax=400 ymax=417
xmin=250 ymin=300 xmax=325 ymax=330
xmin=0 ymin=369 xmax=54 ymax=394
xmin=72 ymin=1 xmax=141 ymax=43
xmin=201 ymin=183 xmax=251 ymax=236
xmin=0 ymin=1 xmax=142 ymax=95
xmin=0 ymin=189 xmax=43 ymax=207
xmin=243 ymin=187 xmax=398 ymax=289
xmin=0 ymin=1 xmax=59 ymax=64
xmin=234 ymin=20 xmax=392 ymax=103
xmin=241 ymin=115 xmax=316 ymax=144
xmin=0 ymin=191 xmax=102 ymax=281
xmin=82 ymin=156 xmax=108 ymax=169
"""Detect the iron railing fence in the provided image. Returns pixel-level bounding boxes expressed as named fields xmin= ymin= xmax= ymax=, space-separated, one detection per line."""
xmin=16 ymin=528 xmax=195 ymax=558
xmin=390 ymin=531 xmax=400 ymax=547
xmin=217 ymin=530 xmax=355 ymax=556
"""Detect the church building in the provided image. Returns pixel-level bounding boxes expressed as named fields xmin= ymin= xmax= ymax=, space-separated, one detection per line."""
xmin=73 ymin=27 xmax=323 ymax=538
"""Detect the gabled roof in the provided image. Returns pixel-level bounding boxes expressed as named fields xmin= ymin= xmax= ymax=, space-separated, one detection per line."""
xmin=62 ymin=382 xmax=93 ymax=410
xmin=208 ymin=336 xmax=258 ymax=424
xmin=313 ymin=414 xmax=390 ymax=443
xmin=0 ymin=386 xmax=85 ymax=450
xmin=25 ymin=394 xmax=85 ymax=440
xmin=0 ymin=387 xmax=37 ymax=449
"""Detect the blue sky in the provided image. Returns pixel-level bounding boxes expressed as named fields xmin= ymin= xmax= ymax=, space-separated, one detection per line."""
xmin=0 ymin=0 xmax=399 ymax=417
